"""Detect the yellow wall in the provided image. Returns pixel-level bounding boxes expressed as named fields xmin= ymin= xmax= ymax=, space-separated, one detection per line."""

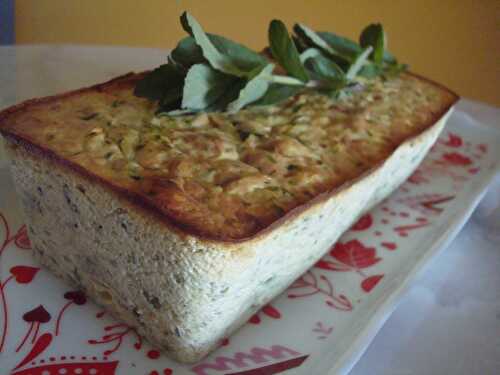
xmin=15 ymin=0 xmax=499 ymax=107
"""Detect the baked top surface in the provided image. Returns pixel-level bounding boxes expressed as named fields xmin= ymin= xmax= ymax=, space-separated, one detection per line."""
xmin=0 ymin=73 xmax=457 ymax=240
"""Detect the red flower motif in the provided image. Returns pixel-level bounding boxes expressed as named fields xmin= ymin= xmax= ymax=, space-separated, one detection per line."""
xmin=261 ymin=304 xmax=281 ymax=319
xmin=147 ymin=349 xmax=160 ymax=359
xmin=150 ymin=370 xmax=173 ymax=375
xmin=361 ymin=275 xmax=384 ymax=292
xmin=12 ymin=333 xmax=53 ymax=371
xmin=288 ymin=271 xmax=353 ymax=311
xmin=442 ymin=132 xmax=463 ymax=147
xmin=468 ymin=167 xmax=480 ymax=175
xmin=408 ymin=169 xmax=429 ymax=185
xmin=249 ymin=314 xmax=260 ymax=324
xmin=330 ymin=240 xmax=381 ymax=269
xmin=381 ymin=242 xmax=397 ymax=251
xmin=351 ymin=214 xmax=373 ymax=231
xmin=10 ymin=266 xmax=40 ymax=284
xmin=89 ymin=323 xmax=142 ymax=355
xmin=64 ymin=290 xmax=87 ymax=305
xmin=315 ymin=260 xmax=351 ymax=272
xmin=248 ymin=304 xmax=281 ymax=324
xmin=14 ymin=225 xmax=31 ymax=250
xmin=442 ymin=152 xmax=472 ymax=166
xmin=477 ymin=143 xmax=488 ymax=153
xmin=23 ymin=305 xmax=51 ymax=323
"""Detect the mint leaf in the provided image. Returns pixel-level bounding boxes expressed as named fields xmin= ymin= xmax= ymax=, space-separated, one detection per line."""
xmin=170 ymin=37 xmax=205 ymax=68
xmin=253 ymin=84 xmax=303 ymax=106
xmin=300 ymin=48 xmax=346 ymax=93
xmin=302 ymin=49 xmax=345 ymax=79
xmin=299 ymin=48 xmax=322 ymax=63
xmin=292 ymin=35 xmax=309 ymax=52
xmin=358 ymin=63 xmax=381 ymax=78
xmin=228 ymin=64 xmax=275 ymax=112
xmin=207 ymin=79 xmax=246 ymax=111
xmin=181 ymin=64 xmax=238 ymax=110
xmin=359 ymin=23 xmax=385 ymax=65
xmin=134 ymin=64 xmax=185 ymax=101
xmin=346 ymin=46 xmax=373 ymax=80
xmin=209 ymin=35 xmax=268 ymax=73
xmin=269 ymin=20 xmax=309 ymax=82
xmin=157 ymin=89 xmax=183 ymax=112
xmin=181 ymin=12 xmax=245 ymax=76
xmin=293 ymin=24 xmax=338 ymax=57
xmin=178 ymin=13 xmax=267 ymax=76
xmin=171 ymin=34 xmax=268 ymax=74
xmin=294 ymin=24 xmax=363 ymax=64
xmin=317 ymin=31 xmax=362 ymax=61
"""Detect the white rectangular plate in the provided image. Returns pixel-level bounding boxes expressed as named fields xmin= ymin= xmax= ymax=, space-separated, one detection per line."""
xmin=0 ymin=107 xmax=499 ymax=375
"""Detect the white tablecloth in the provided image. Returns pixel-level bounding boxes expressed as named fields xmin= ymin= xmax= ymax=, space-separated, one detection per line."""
xmin=0 ymin=45 xmax=499 ymax=375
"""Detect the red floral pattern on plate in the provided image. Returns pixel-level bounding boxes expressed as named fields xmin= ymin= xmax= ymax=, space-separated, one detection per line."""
xmin=442 ymin=152 xmax=472 ymax=166
xmin=315 ymin=240 xmax=384 ymax=293
xmin=249 ymin=304 xmax=282 ymax=325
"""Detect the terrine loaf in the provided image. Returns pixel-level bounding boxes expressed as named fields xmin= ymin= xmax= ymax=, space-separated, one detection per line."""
xmin=0 ymin=70 xmax=457 ymax=362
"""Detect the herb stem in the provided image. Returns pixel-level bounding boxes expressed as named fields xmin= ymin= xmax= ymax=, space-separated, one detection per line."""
xmin=269 ymin=75 xmax=306 ymax=86
xmin=306 ymin=80 xmax=327 ymax=89
xmin=270 ymin=76 xmax=341 ymax=90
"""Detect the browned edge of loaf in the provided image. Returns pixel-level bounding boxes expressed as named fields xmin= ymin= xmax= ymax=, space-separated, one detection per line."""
xmin=0 ymin=71 xmax=460 ymax=245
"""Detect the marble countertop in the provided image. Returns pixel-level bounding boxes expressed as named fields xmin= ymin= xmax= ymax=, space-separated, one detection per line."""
xmin=0 ymin=45 xmax=499 ymax=375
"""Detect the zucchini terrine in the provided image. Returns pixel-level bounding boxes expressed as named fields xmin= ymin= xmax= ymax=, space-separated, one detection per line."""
xmin=0 ymin=71 xmax=458 ymax=362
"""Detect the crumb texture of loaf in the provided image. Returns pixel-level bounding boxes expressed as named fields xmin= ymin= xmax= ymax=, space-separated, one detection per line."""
xmin=0 ymin=73 xmax=458 ymax=240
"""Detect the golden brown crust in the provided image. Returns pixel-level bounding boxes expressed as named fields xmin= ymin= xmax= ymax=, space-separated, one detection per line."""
xmin=0 ymin=72 xmax=459 ymax=242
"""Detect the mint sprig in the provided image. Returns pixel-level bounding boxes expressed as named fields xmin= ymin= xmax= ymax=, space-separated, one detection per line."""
xmin=268 ymin=20 xmax=309 ymax=82
xmin=134 ymin=12 xmax=407 ymax=115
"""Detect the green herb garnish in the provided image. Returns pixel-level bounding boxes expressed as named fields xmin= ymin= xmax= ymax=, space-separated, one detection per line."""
xmin=268 ymin=20 xmax=309 ymax=82
xmin=134 ymin=12 xmax=406 ymax=115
